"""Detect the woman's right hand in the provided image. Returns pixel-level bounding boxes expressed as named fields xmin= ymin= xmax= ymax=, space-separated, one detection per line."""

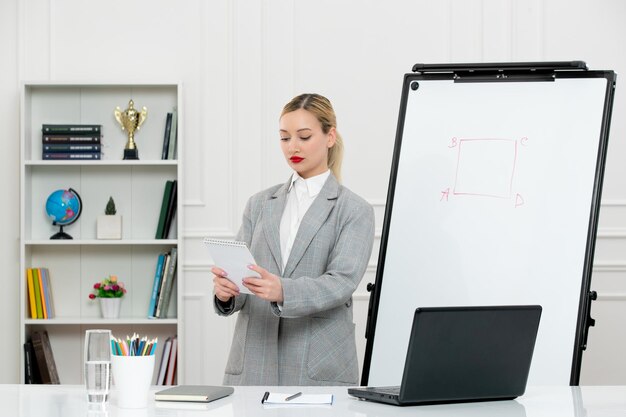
xmin=212 ymin=266 xmax=240 ymax=302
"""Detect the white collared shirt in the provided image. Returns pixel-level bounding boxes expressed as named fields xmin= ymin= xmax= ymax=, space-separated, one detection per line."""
xmin=279 ymin=170 xmax=330 ymax=272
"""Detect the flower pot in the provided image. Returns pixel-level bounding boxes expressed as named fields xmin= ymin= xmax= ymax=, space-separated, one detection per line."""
xmin=97 ymin=215 xmax=122 ymax=239
xmin=99 ymin=297 xmax=122 ymax=319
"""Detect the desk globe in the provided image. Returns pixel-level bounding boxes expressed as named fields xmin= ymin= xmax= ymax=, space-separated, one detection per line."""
xmin=45 ymin=188 xmax=82 ymax=239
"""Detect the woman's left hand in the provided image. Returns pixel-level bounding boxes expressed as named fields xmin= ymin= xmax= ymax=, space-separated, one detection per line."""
xmin=242 ymin=265 xmax=284 ymax=303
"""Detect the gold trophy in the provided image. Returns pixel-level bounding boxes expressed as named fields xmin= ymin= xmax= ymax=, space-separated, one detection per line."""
xmin=114 ymin=99 xmax=147 ymax=160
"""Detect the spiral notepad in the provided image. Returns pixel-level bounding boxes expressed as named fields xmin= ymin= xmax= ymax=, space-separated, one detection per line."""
xmin=203 ymin=238 xmax=260 ymax=295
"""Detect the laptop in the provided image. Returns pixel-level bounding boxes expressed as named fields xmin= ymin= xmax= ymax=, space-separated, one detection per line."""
xmin=349 ymin=305 xmax=542 ymax=406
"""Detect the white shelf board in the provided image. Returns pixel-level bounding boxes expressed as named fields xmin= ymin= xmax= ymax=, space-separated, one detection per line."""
xmin=25 ymin=239 xmax=178 ymax=246
xmin=23 ymin=80 xmax=181 ymax=87
xmin=24 ymin=318 xmax=177 ymax=325
xmin=25 ymin=160 xmax=178 ymax=167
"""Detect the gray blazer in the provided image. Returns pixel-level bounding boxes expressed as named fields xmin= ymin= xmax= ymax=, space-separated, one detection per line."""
xmin=214 ymin=173 xmax=375 ymax=386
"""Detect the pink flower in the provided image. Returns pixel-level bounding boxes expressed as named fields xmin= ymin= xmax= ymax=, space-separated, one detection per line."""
xmin=89 ymin=275 xmax=127 ymax=300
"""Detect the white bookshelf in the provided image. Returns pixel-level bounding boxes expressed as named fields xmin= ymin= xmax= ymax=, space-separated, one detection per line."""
xmin=19 ymin=82 xmax=183 ymax=384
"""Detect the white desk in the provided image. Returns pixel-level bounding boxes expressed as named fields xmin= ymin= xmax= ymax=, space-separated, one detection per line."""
xmin=0 ymin=385 xmax=624 ymax=417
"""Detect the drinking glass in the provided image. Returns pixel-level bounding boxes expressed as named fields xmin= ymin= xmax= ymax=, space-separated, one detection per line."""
xmin=84 ymin=329 xmax=112 ymax=404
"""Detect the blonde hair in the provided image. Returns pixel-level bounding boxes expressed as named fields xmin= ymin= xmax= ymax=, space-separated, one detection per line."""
xmin=281 ymin=93 xmax=344 ymax=182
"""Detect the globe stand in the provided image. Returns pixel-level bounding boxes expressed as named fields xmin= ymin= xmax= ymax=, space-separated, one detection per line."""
xmin=46 ymin=187 xmax=82 ymax=241
xmin=50 ymin=224 xmax=73 ymax=240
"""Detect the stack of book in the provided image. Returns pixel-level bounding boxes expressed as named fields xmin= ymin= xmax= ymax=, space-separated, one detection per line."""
xmin=42 ymin=124 xmax=102 ymax=160
xmin=148 ymin=248 xmax=178 ymax=319
xmin=156 ymin=335 xmax=178 ymax=385
xmin=26 ymin=268 xmax=54 ymax=319
xmin=24 ymin=330 xmax=60 ymax=384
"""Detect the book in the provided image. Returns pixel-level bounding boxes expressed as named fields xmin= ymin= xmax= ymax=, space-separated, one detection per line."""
xmin=167 ymin=107 xmax=178 ymax=160
xmin=32 ymin=268 xmax=43 ymax=319
xmin=165 ymin=336 xmax=178 ymax=385
xmin=26 ymin=269 xmax=37 ymax=319
xmin=38 ymin=268 xmax=48 ymax=319
xmin=156 ymin=248 xmax=178 ymax=318
xmin=203 ymin=238 xmax=261 ymax=295
xmin=31 ymin=331 xmax=60 ymax=384
xmin=156 ymin=180 xmax=174 ymax=239
xmin=40 ymin=331 xmax=60 ymax=384
xmin=23 ymin=340 xmax=41 ymax=384
xmin=42 ymin=152 xmax=101 ymax=160
xmin=148 ymin=253 xmax=167 ymax=318
xmin=157 ymin=337 xmax=172 ymax=385
xmin=155 ymin=385 xmax=234 ymax=402
xmin=42 ymin=124 xmax=101 ymax=135
xmin=43 ymin=135 xmax=101 ymax=144
xmin=161 ymin=112 xmax=172 ymax=160
xmin=43 ymin=144 xmax=101 ymax=153
xmin=40 ymin=268 xmax=55 ymax=319
xmin=154 ymin=253 xmax=172 ymax=317
xmin=162 ymin=180 xmax=177 ymax=239
xmin=37 ymin=268 xmax=48 ymax=319
xmin=24 ymin=341 xmax=34 ymax=384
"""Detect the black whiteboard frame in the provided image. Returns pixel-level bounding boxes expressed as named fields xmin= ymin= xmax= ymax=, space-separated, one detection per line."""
xmin=361 ymin=61 xmax=616 ymax=386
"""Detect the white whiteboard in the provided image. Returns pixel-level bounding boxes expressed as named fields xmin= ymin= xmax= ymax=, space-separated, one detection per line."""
xmin=366 ymin=75 xmax=611 ymax=386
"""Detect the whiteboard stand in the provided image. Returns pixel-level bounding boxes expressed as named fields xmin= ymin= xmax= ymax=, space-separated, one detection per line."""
xmin=362 ymin=61 xmax=616 ymax=386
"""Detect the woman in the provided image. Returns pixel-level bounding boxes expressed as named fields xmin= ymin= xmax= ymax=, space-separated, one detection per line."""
xmin=213 ymin=93 xmax=375 ymax=386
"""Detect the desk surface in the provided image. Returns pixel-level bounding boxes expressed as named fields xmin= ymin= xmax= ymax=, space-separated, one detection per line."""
xmin=0 ymin=385 xmax=625 ymax=417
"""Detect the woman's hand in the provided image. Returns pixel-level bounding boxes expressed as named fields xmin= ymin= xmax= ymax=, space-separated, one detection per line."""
xmin=212 ymin=266 xmax=240 ymax=302
xmin=242 ymin=265 xmax=284 ymax=303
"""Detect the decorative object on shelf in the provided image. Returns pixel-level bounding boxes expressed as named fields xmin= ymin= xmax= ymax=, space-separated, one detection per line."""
xmin=114 ymin=99 xmax=147 ymax=160
xmin=45 ymin=188 xmax=82 ymax=239
xmin=89 ymin=275 xmax=126 ymax=319
xmin=41 ymin=124 xmax=103 ymax=160
xmin=97 ymin=196 xmax=122 ymax=239
xmin=100 ymin=298 xmax=122 ymax=319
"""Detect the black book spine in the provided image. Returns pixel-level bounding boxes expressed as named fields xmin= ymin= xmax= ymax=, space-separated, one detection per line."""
xmin=31 ymin=332 xmax=51 ymax=384
xmin=26 ymin=340 xmax=42 ymax=383
xmin=162 ymin=180 xmax=177 ymax=239
xmin=162 ymin=113 xmax=173 ymax=160
xmin=24 ymin=342 xmax=34 ymax=384
xmin=42 ymin=124 xmax=102 ymax=135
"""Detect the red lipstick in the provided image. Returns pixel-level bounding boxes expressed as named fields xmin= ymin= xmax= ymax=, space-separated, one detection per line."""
xmin=290 ymin=156 xmax=304 ymax=163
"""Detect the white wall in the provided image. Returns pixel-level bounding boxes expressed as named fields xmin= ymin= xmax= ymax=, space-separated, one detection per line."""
xmin=1 ymin=0 xmax=625 ymax=384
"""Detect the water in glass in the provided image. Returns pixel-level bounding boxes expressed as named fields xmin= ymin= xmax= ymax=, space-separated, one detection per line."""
xmin=85 ymin=360 xmax=111 ymax=403
xmin=84 ymin=329 xmax=112 ymax=404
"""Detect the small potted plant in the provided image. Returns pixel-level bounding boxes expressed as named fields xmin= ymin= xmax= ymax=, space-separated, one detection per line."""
xmin=97 ymin=196 xmax=122 ymax=239
xmin=89 ymin=275 xmax=127 ymax=319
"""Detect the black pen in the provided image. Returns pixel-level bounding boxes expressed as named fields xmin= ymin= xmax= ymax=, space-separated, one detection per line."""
xmin=261 ymin=391 xmax=269 ymax=404
xmin=285 ymin=391 xmax=302 ymax=401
